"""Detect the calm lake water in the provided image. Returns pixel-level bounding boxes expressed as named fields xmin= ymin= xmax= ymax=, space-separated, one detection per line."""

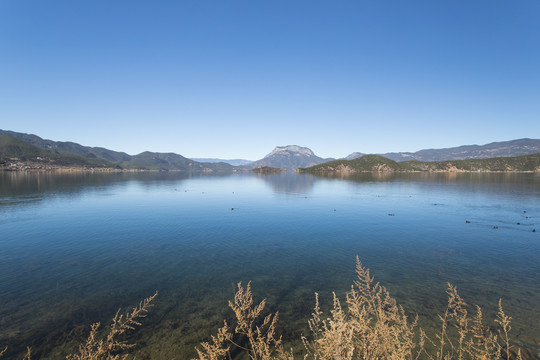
xmin=1 ymin=171 xmax=539 ymax=359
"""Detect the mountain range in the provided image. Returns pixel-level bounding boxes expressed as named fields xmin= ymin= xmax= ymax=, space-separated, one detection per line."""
xmin=345 ymin=138 xmax=540 ymax=162
xmin=1 ymin=129 xmax=539 ymax=172
xmin=0 ymin=130 xmax=233 ymax=172
xmin=299 ymin=153 xmax=540 ymax=174
xmin=195 ymin=139 xmax=540 ymax=169
xmin=189 ymin=158 xmax=253 ymax=166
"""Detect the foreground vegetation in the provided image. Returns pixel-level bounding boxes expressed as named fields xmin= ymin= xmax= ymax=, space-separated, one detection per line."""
xmin=1 ymin=292 xmax=158 ymax=360
xmin=196 ymin=257 xmax=526 ymax=360
xmin=1 ymin=259 xmax=530 ymax=359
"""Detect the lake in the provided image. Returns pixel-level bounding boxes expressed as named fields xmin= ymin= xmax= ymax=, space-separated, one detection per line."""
xmin=1 ymin=171 xmax=539 ymax=359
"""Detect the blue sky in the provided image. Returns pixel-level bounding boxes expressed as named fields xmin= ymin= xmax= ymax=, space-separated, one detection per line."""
xmin=1 ymin=1 xmax=539 ymax=160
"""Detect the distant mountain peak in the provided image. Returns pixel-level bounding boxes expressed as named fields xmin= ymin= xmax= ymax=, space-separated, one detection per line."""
xmin=248 ymin=145 xmax=332 ymax=171
xmin=344 ymin=152 xmax=365 ymax=160
xmin=265 ymin=145 xmax=316 ymax=158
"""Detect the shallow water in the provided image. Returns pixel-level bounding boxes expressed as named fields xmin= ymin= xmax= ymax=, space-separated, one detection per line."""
xmin=0 ymin=171 xmax=539 ymax=358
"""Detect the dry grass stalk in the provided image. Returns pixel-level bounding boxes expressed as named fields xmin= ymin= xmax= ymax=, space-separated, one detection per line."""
xmin=496 ymin=299 xmax=512 ymax=359
xmin=433 ymin=283 xmax=524 ymax=360
xmin=66 ymin=291 xmax=158 ymax=360
xmin=2 ymin=258 xmax=525 ymax=360
xmin=302 ymin=256 xmax=424 ymax=360
xmin=195 ymin=321 xmax=232 ymax=360
xmin=0 ymin=293 xmax=157 ymax=360
xmin=23 ymin=347 xmax=31 ymax=360
xmin=0 ymin=346 xmax=32 ymax=360
xmin=303 ymin=292 xmax=355 ymax=359
xmin=197 ymin=257 xmax=523 ymax=360
xmin=464 ymin=305 xmax=499 ymax=359
xmin=436 ymin=284 xmax=470 ymax=360
xmin=195 ymin=282 xmax=293 ymax=360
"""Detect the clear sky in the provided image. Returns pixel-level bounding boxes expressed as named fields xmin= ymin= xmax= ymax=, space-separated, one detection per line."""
xmin=1 ymin=1 xmax=539 ymax=160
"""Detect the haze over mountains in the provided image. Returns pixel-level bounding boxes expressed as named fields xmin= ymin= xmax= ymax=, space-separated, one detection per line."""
xmin=190 ymin=158 xmax=253 ymax=166
xmin=1 ymin=129 xmax=540 ymax=172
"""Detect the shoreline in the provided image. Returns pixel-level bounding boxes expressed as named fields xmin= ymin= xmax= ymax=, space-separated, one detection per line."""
xmin=299 ymin=169 xmax=540 ymax=174
xmin=2 ymin=167 xmax=539 ymax=174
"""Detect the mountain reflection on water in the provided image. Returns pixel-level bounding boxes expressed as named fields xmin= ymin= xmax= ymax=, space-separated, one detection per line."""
xmin=2 ymin=170 xmax=539 ymax=200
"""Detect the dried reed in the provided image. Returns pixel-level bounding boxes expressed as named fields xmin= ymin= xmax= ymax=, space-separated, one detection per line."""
xmin=195 ymin=281 xmax=293 ymax=360
xmin=0 ymin=291 xmax=157 ymax=360
xmin=197 ymin=256 xmax=524 ymax=360
xmin=302 ymin=256 xmax=424 ymax=360
xmin=66 ymin=290 xmax=158 ymax=360
xmin=1 ymin=258 xmax=527 ymax=360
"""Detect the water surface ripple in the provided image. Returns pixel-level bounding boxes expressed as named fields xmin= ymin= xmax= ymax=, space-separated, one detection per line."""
xmin=0 ymin=171 xmax=539 ymax=358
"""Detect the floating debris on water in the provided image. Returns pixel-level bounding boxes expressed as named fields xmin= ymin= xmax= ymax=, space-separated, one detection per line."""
xmin=388 ymin=213 xmax=395 ymax=216
xmin=493 ymin=226 xmax=499 ymax=229
xmin=466 ymin=220 xmax=470 ymax=223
